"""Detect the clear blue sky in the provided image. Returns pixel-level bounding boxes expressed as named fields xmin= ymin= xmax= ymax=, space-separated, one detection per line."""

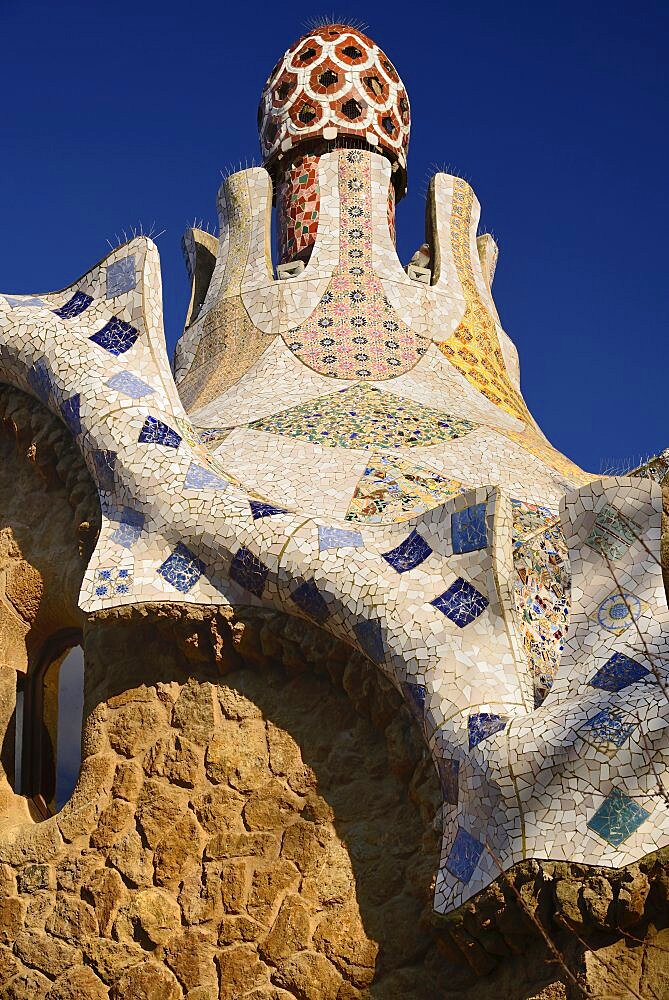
xmin=2 ymin=1 xmax=667 ymax=473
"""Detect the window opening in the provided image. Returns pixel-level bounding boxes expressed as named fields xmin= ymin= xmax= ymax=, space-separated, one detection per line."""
xmin=54 ymin=646 xmax=84 ymax=811
xmin=13 ymin=680 xmax=24 ymax=792
xmin=318 ymin=69 xmax=338 ymax=89
xmin=341 ymin=99 xmax=362 ymax=120
xmin=20 ymin=631 xmax=84 ymax=817
xmin=298 ymin=105 xmax=316 ymax=124
xmin=342 ymin=45 xmax=362 ymax=59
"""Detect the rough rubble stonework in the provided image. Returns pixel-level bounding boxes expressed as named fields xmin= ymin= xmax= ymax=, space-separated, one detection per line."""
xmin=0 ymin=19 xmax=668 ymax=1000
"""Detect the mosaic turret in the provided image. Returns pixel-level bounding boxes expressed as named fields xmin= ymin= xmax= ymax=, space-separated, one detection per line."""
xmin=0 ymin=24 xmax=667 ymax=918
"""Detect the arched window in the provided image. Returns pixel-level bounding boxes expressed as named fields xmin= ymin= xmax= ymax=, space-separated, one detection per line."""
xmin=18 ymin=630 xmax=84 ymax=817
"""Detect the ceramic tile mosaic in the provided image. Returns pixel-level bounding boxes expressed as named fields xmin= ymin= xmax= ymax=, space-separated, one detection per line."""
xmin=382 ymin=528 xmax=432 ymax=573
xmin=468 ymin=712 xmax=507 ymax=749
xmin=278 ymin=153 xmax=321 ymax=263
xmin=54 ymin=290 xmax=92 ymax=319
xmin=594 ymin=591 xmax=646 ymax=636
xmin=249 ymin=382 xmax=475 ymax=449
xmin=1 ymin=25 xmax=667 ymax=921
xmin=590 ymin=653 xmax=650 ymax=692
xmin=346 ymin=453 xmax=463 ymax=523
xmin=585 ymin=503 xmax=639 ymax=561
xmin=106 ymin=255 xmax=136 ymax=298
xmin=511 ymin=499 xmax=570 ymax=705
xmin=452 ymin=502 xmax=488 ymax=554
xmin=90 ymin=317 xmax=138 ymax=356
xmin=587 ymin=789 xmax=651 ymax=848
xmin=106 ymin=372 xmax=154 ymax=399
xmin=445 ymin=828 xmax=485 ymax=883
xmin=580 ymin=707 xmax=635 ymax=751
xmin=431 ymin=578 xmax=489 ymax=627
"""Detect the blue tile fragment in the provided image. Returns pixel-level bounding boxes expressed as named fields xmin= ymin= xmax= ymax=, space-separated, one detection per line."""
xmin=402 ymin=681 xmax=426 ymax=724
xmin=53 ymin=290 xmax=92 ymax=318
xmin=452 ymin=502 xmax=488 ymax=554
xmin=106 ymin=372 xmax=154 ymax=399
xmin=91 ymin=450 xmax=117 ymax=491
xmin=183 ymin=463 xmax=229 ymax=491
xmin=445 ymin=827 xmax=484 ymax=883
xmin=318 ymin=525 xmax=364 ymax=551
xmin=291 ymin=579 xmax=331 ymax=623
xmin=587 ymin=788 xmax=650 ymax=847
xmin=582 ymin=708 xmax=635 ymax=749
xmin=106 ymin=256 xmax=136 ymax=298
xmin=382 ymin=529 xmax=432 ymax=573
xmin=158 ymin=542 xmax=205 ymax=593
xmin=229 ymin=547 xmax=269 ymax=597
xmin=90 ymin=317 xmax=139 ymax=356
xmin=138 ymin=416 xmax=181 ymax=448
xmin=590 ymin=652 xmax=650 ymax=692
xmin=468 ymin=713 xmax=507 ymax=749
xmin=250 ymin=500 xmax=289 ymax=519
xmin=27 ymin=358 xmax=56 ymax=403
xmin=4 ymin=296 xmax=47 ymax=309
xmin=110 ymin=507 xmax=145 ymax=549
xmin=354 ymin=619 xmax=384 ymax=663
xmin=431 ymin=578 xmax=489 ymax=627
xmin=60 ymin=394 xmax=81 ymax=435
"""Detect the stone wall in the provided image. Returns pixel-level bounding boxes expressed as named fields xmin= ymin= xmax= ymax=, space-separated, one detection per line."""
xmin=0 ymin=385 xmax=667 ymax=1000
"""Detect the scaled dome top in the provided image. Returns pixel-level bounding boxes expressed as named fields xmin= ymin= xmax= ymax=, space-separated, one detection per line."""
xmin=258 ymin=23 xmax=411 ymax=197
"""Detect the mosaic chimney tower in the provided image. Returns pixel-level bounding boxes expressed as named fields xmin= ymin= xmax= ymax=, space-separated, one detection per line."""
xmin=0 ymin=26 xmax=667 ymax=989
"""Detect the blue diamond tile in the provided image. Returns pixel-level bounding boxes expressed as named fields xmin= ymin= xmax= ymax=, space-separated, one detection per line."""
xmin=590 ymin=652 xmax=650 ymax=692
xmin=106 ymin=256 xmax=136 ymax=298
xmin=582 ymin=708 xmax=635 ymax=749
xmin=452 ymin=502 xmax=488 ymax=554
xmin=445 ymin=827 xmax=484 ymax=883
xmin=229 ymin=547 xmax=269 ymax=597
xmin=468 ymin=713 xmax=507 ymax=749
xmin=89 ymin=317 xmax=139 ymax=356
xmin=382 ymin=529 xmax=432 ymax=573
xmin=60 ymin=394 xmax=81 ymax=435
xmin=318 ymin=525 xmax=364 ymax=551
xmin=4 ymin=296 xmax=47 ymax=309
xmin=250 ymin=500 xmax=289 ymax=519
xmin=291 ymin=579 xmax=331 ymax=623
xmin=27 ymin=359 xmax=56 ymax=403
xmin=184 ymin=463 xmax=229 ymax=491
xmin=106 ymin=372 xmax=154 ymax=399
xmin=53 ymin=290 xmax=92 ymax=319
xmin=138 ymin=416 xmax=181 ymax=448
xmin=91 ymin=450 xmax=117 ymax=491
xmin=402 ymin=681 xmax=426 ymax=724
xmin=158 ymin=543 xmax=205 ymax=593
xmin=587 ymin=788 xmax=650 ymax=847
xmin=110 ymin=507 xmax=145 ymax=549
xmin=437 ymin=759 xmax=460 ymax=805
xmin=431 ymin=578 xmax=489 ymax=627
xmin=354 ymin=619 xmax=384 ymax=663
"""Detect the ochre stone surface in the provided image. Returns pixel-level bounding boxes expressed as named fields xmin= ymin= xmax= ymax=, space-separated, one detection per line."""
xmin=0 ymin=388 xmax=668 ymax=1000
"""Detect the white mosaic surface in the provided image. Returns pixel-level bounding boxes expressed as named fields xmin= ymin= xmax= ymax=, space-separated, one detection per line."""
xmin=1 ymin=29 xmax=667 ymax=915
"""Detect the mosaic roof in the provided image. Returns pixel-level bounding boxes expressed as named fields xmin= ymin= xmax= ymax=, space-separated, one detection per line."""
xmin=1 ymin=30 xmax=667 ymax=920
